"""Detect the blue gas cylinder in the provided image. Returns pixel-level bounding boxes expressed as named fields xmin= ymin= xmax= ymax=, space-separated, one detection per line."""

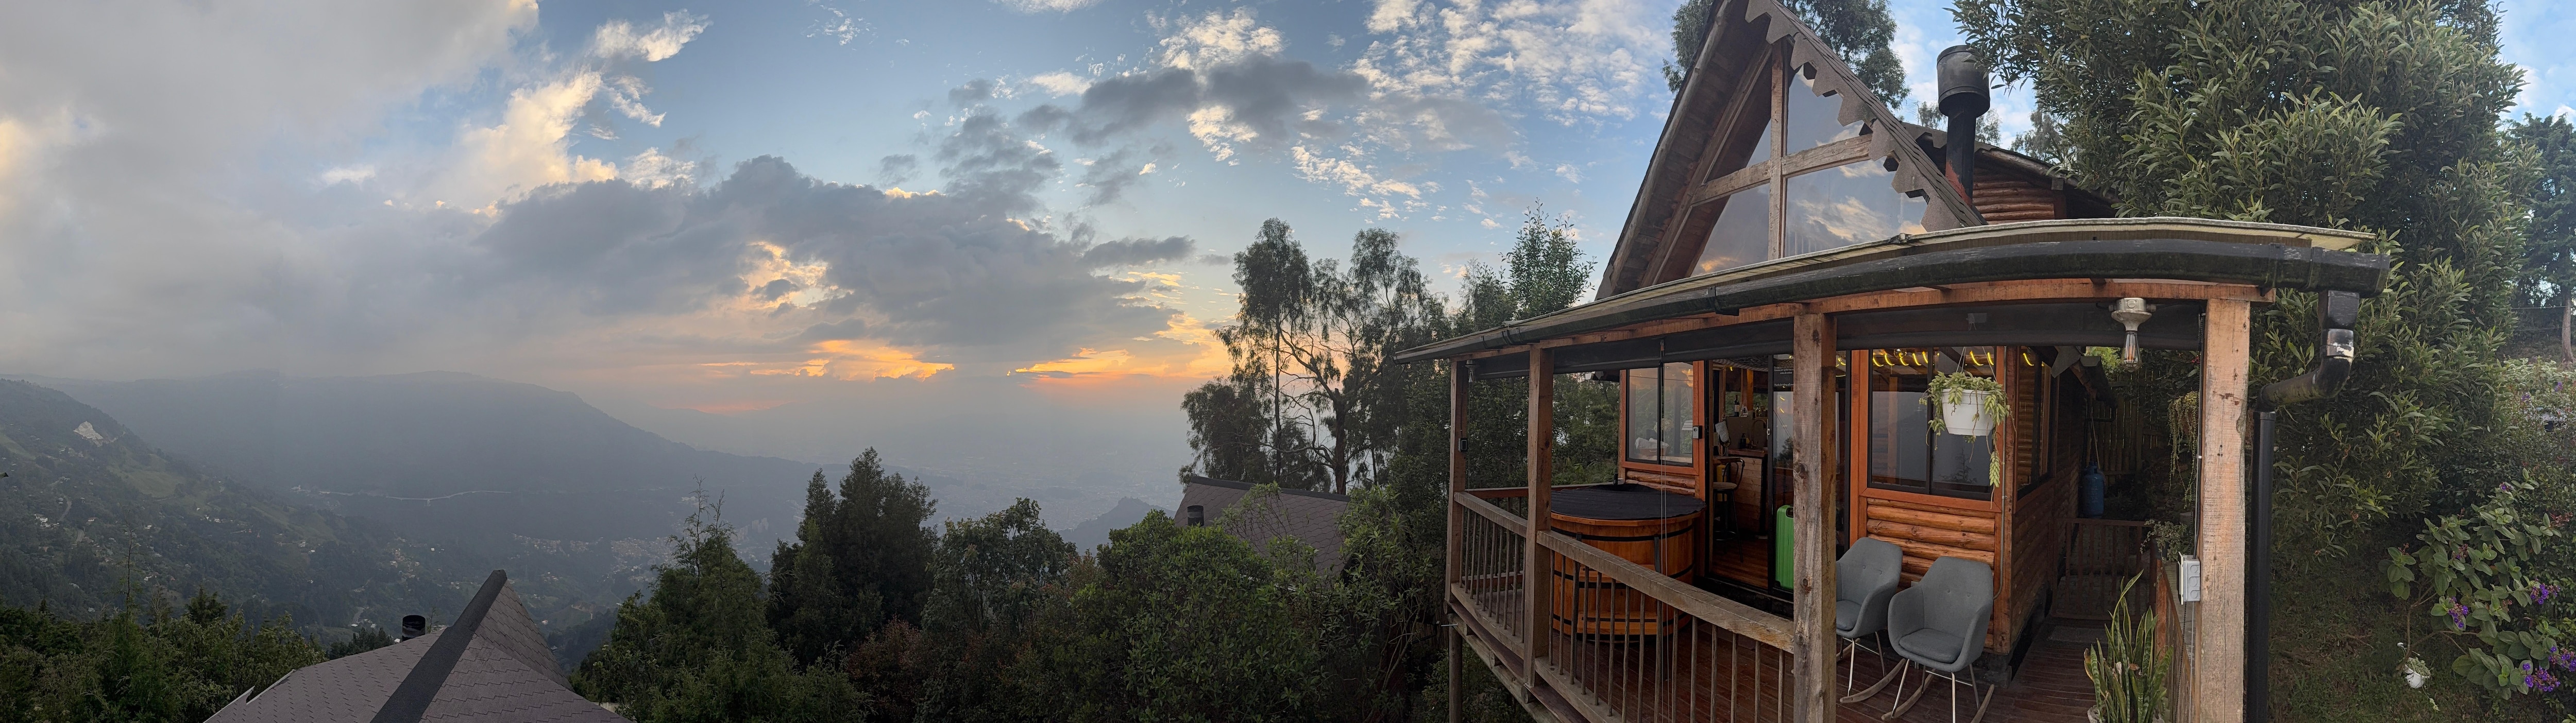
xmin=2079 ymin=462 xmax=2107 ymax=519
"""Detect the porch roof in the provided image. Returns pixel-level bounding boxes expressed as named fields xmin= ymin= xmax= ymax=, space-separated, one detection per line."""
xmin=1393 ymin=217 xmax=2385 ymax=365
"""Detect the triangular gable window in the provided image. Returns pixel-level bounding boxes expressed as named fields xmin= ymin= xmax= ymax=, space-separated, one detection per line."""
xmin=1680 ymin=47 xmax=1927 ymax=277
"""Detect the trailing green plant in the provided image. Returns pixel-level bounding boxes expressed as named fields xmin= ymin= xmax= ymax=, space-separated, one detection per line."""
xmin=2384 ymin=486 xmax=2574 ymax=697
xmin=1924 ymin=370 xmax=2009 ymax=484
xmin=2084 ymin=573 xmax=2168 ymax=723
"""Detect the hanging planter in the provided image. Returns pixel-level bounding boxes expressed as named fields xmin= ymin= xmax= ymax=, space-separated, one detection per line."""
xmin=1925 ymin=371 xmax=2008 ymax=438
xmin=1925 ymin=370 xmax=2010 ymax=484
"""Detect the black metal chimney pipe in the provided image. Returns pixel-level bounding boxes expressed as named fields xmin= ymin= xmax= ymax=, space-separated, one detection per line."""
xmin=1937 ymin=45 xmax=1991 ymax=204
xmin=2246 ymin=290 xmax=2360 ymax=723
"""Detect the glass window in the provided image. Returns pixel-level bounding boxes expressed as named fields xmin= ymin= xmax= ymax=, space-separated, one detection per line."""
xmin=1866 ymin=347 xmax=1997 ymax=500
xmin=1711 ymin=66 xmax=1776 ymax=178
xmin=1624 ymin=363 xmax=1695 ymax=466
xmin=1783 ymin=160 xmax=1928 ymax=257
xmin=1784 ymin=67 xmax=1862 ymax=152
xmin=1693 ymin=183 xmax=1771 ymax=275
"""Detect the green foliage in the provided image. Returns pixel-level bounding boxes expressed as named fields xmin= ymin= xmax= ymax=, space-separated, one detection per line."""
xmin=1021 ymin=511 xmax=1327 ymax=721
xmin=2517 ymin=115 xmax=2576 ymax=309
xmin=1664 ymin=0 xmax=1908 ymax=107
xmin=2083 ymin=575 xmax=2168 ymax=722
xmin=766 ymin=450 xmax=936 ymax=665
xmin=2384 ymin=488 xmax=2571 ymax=696
xmin=911 ymin=500 xmax=1076 ymax=723
xmin=0 ymin=589 xmax=320 ymax=723
xmin=325 ymin=626 xmax=392 ymax=660
xmin=576 ymin=503 xmax=861 ymax=723
xmin=1956 ymin=0 xmax=2538 ymax=716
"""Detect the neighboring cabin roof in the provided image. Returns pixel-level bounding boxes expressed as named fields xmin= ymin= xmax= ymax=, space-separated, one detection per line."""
xmin=1599 ymin=0 xmax=1978 ymax=300
xmin=1177 ymin=476 xmax=1350 ymax=576
xmin=208 ymin=571 xmax=622 ymax=723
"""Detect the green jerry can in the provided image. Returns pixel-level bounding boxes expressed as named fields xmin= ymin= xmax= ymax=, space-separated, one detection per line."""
xmin=1772 ymin=505 xmax=1793 ymax=589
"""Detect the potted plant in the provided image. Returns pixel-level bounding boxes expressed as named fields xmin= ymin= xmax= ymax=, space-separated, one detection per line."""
xmin=2084 ymin=574 xmax=2168 ymax=723
xmin=1925 ymin=370 xmax=2009 ymax=483
xmin=1925 ymin=370 xmax=2007 ymax=437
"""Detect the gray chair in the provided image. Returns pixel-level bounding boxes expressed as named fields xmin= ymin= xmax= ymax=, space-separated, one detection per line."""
xmin=1883 ymin=556 xmax=1996 ymax=723
xmin=1835 ymin=538 xmax=1904 ymax=703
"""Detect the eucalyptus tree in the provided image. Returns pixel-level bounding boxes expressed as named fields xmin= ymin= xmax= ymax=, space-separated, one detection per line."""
xmin=1184 ymin=220 xmax=1440 ymax=494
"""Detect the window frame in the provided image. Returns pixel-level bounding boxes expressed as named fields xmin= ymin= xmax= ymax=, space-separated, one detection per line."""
xmin=1671 ymin=44 xmax=1903 ymax=281
xmin=1858 ymin=346 xmax=2001 ymax=502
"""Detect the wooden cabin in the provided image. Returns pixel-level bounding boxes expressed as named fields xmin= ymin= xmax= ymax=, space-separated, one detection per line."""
xmin=1411 ymin=2 xmax=2387 ymax=722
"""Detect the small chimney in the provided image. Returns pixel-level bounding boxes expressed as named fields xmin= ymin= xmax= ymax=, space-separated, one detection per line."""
xmin=400 ymin=614 xmax=427 ymax=641
xmin=1936 ymin=45 xmax=1992 ymax=204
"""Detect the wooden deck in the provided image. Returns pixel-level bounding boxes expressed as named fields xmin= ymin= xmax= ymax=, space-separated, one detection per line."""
xmin=1460 ymin=587 xmax=2095 ymax=723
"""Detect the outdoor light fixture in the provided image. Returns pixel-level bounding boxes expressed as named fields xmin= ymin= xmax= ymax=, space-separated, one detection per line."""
xmin=2110 ymin=297 xmax=2153 ymax=364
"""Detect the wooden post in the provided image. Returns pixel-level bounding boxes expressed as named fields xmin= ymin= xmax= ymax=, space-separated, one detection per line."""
xmin=1524 ymin=348 xmax=1555 ymax=692
xmin=2194 ymin=299 xmax=2253 ymax=723
xmin=1790 ymin=311 xmax=1837 ymax=723
xmin=1449 ymin=359 xmax=1469 ymax=591
xmin=1449 ymin=359 xmax=1468 ymax=723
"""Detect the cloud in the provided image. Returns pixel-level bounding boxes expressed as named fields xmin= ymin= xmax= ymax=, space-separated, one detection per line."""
xmin=1352 ymin=0 xmax=1665 ymax=125
xmin=1157 ymin=8 xmax=1285 ymax=71
xmin=320 ymin=165 xmax=378 ymax=184
xmin=1009 ymin=8 xmax=1510 ymax=217
xmin=590 ymin=11 xmax=709 ymax=62
xmin=1027 ymin=71 xmax=1094 ymax=97
xmin=997 ymin=0 xmax=1102 ymax=12
xmin=1081 ymin=236 xmax=1195 ymax=266
xmin=434 ymin=71 xmax=621 ymax=206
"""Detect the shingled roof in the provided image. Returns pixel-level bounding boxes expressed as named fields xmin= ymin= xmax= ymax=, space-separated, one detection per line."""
xmin=1177 ymin=476 xmax=1351 ymax=576
xmin=208 ymin=570 xmax=623 ymax=723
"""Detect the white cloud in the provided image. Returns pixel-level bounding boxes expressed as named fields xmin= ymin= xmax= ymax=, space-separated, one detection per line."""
xmin=1157 ymin=8 xmax=1284 ymax=71
xmin=622 ymin=148 xmax=696 ymax=188
xmin=590 ymin=11 xmax=708 ymax=62
xmin=1291 ymin=145 xmax=1422 ymax=200
xmin=997 ymin=0 xmax=1101 ymax=11
xmin=1352 ymin=0 xmax=1666 ymax=125
xmin=603 ymin=75 xmax=665 ymax=127
xmin=1554 ymin=163 xmax=1583 ymax=182
xmin=320 ymin=165 xmax=377 ymax=184
xmin=435 ymin=72 xmax=620 ymax=206
xmin=1027 ymin=71 xmax=1093 ymax=96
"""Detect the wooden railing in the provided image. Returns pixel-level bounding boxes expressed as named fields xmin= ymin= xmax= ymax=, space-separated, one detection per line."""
xmin=1452 ymin=492 xmax=1796 ymax=723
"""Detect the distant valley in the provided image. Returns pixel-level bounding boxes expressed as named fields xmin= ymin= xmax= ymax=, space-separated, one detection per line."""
xmin=0 ymin=371 xmax=1177 ymax=655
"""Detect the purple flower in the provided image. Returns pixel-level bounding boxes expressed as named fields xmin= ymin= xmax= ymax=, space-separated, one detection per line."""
xmin=2445 ymin=597 xmax=2469 ymax=630
xmin=2526 ymin=660 xmax=2562 ymax=693
xmin=2535 ymin=583 xmax=2562 ymax=607
xmin=2550 ymin=645 xmax=2576 ymax=672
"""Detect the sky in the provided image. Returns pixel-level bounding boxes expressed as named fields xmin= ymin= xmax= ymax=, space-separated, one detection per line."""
xmin=4 ymin=0 xmax=2574 ymax=524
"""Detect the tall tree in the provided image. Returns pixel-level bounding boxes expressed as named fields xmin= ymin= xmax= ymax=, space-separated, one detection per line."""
xmin=909 ymin=499 xmax=1077 ymax=723
xmin=1958 ymin=0 xmax=2531 ymax=716
xmin=1184 ymin=220 xmax=1439 ymax=494
xmin=2510 ymin=114 xmax=2576 ymax=361
xmin=1665 ymin=0 xmax=1908 ymax=107
xmin=575 ymin=503 xmax=860 ymax=723
xmin=766 ymin=450 xmax=937 ymax=665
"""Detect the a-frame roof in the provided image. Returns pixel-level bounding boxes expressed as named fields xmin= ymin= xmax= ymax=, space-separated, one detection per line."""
xmin=208 ymin=570 xmax=622 ymax=723
xmin=1596 ymin=0 xmax=1979 ymax=299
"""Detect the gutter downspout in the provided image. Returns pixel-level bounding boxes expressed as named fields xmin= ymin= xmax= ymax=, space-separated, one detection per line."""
xmin=2247 ymin=289 xmax=2359 ymax=723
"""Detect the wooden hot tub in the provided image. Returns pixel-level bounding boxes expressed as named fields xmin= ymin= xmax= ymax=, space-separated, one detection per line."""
xmin=1548 ymin=483 xmax=1704 ymax=638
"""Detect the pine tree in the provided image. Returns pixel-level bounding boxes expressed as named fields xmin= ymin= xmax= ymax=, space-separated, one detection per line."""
xmin=765 ymin=450 xmax=936 ymax=665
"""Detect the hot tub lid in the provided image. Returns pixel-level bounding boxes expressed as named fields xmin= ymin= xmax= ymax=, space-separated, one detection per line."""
xmin=1549 ymin=483 xmax=1706 ymax=521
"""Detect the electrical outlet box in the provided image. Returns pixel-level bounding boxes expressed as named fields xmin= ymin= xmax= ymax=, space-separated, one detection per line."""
xmin=2179 ymin=555 xmax=2203 ymax=602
